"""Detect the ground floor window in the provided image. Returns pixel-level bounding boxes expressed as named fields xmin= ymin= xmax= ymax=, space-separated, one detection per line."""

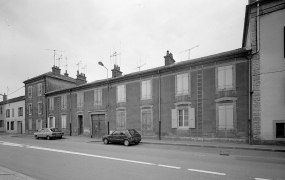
xmin=36 ymin=120 xmax=42 ymax=130
xmin=218 ymin=104 xmax=234 ymax=130
xmin=29 ymin=119 xmax=32 ymax=130
xmin=178 ymin=109 xmax=189 ymax=127
xmin=7 ymin=122 xmax=9 ymax=130
xmin=141 ymin=109 xmax=152 ymax=131
xmin=116 ymin=111 xmax=126 ymax=130
xmin=0 ymin=120 xmax=3 ymax=128
xmin=61 ymin=115 xmax=67 ymax=129
xmin=11 ymin=121 xmax=14 ymax=130
xmin=276 ymin=123 xmax=285 ymax=138
xmin=48 ymin=117 xmax=55 ymax=128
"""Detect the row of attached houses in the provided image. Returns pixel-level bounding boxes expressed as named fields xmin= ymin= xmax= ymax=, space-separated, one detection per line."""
xmin=1 ymin=0 xmax=284 ymax=144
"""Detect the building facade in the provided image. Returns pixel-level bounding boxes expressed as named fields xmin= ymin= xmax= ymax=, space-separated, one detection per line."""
xmin=45 ymin=48 xmax=251 ymax=142
xmin=0 ymin=94 xmax=7 ymax=133
xmin=4 ymin=96 xmax=25 ymax=134
xmin=23 ymin=66 xmax=86 ymax=134
xmin=243 ymin=0 xmax=285 ymax=144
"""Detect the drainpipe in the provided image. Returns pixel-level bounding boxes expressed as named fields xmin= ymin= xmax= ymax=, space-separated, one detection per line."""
xmin=107 ymin=80 xmax=110 ymax=135
xmin=248 ymin=52 xmax=253 ymax=145
xmin=158 ymin=70 xmax=161 ymax=140
xmin=69 ymin=89 xmax=72 ymax=136
xmin=44 ymin=77 xmax=48 ymax=128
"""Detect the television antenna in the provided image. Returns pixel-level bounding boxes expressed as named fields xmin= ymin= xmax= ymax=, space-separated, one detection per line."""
xmin=65 ymin=57 xmax=68 ymax=72
xmin=110 ymin=49 xmax=121 ymax=65
xmin=180 ymin=45 xmax=199 ymax=60
xmin=76 ymin=61 xmax=82 ymax=72
xmin=81 ymin=65 xmax=87 ymax=74
xmin=46 ymin=49 xmax=64 ymax=66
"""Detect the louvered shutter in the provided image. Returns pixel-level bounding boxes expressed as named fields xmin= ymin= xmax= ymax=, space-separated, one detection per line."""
xmin=171 ymin=109 xmax=177 ymax=128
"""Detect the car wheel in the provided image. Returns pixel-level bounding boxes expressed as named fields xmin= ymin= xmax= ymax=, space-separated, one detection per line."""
xmin=103 ymin=138 xmax=109 ymax=145
xmin=46 ymin=136 xmax=50 ymax=140
xmin=124 ymin=140 xmax=130 ymax=146
xmin=35 ymin=135 xmax=39 ymax=139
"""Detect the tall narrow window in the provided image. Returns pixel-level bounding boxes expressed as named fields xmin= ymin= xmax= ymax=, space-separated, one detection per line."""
xmin=218 ymin=104 xmax=234 ymax=130
xmin=94 ymin=89 xmax=102 ymax=105
xmin=7 ymin=122 xmax=9 ymax=130
xmin=61 ymin=94 xmax=67 ymax=109
xmin=61 ymin=115 xmax=67 ymax=129
xmin=0 ymin=107 xmax=2 ymax=115
xmin=38 ymin=102 xmax=42 ymax=114
xmin=141 ymin=80 xmax=152 ymax=100
xmin=37 ymin=83 xmax=42 ymax=96
xmin=29 ymin=119 xmax=32 ymax=130
xmin=0 ymin=120 xmax=3 ymax=128
xmin=12 ymin=108 xmax=14 ymax=117
xmin=6 ymin=109 xmax=10 ymax=118
xmin=178 ymin=109 xmax=189 ymax=127
xmin=116 ymin=110 xmax=126 ymax=129
xmin=28 ymin=86 xmax=32 ymax=98
xmin=36 ymin=120 xmax=42 ymax=130
xmin=117 ymin=85 xmax=126 ymax=102
xmin=11 ymin=121 xmax=14 ymax=130
xmin=218 ymin=65 xmax=233 ymax=90
xmin=18 ymin=107 xmax=23 ymax=116
xmin=141 ymin=109 xmax=152 ymax=131
xmin=176 ymin=73 xmax=189 ymax=95
xmin=28 ymin=103 xmax=32 ymax=115
xmin=49 ymin=97 xmax=54 ymax=110
xmin=77 ymin=92 xmax=84 ymax=107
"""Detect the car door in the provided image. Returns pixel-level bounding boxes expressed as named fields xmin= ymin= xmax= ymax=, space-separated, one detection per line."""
xmin=118 ymin=131 xmax=127 ymax=143
xmin=109 ymin=131 xmax=120 ymax=143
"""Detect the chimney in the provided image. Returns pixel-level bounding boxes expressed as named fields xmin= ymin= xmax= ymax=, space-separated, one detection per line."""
xmin=164 ymin=50 xmax=175 ymax=66
xmin=76 ymin=70 xmax=87 ymax=85
xmin=64 ymin=70 xmax=69 ymax=77
xmin=2 ymin=93 xmax=7 ymax=101
xmin=111 ymin=65 xmax=123 ymax=78
xmin=52 ymin=66 xmax=61 ymax=76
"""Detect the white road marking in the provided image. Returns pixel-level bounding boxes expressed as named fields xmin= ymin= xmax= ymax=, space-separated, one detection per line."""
xmin=255 ymin=178 xmax=272 ymax=180
xmin=157 ymin=164 xmax=181 ymax=169
xmin=188 ymin=168 xmax=226 ymax=176
xmin=2 ymin=142 xmax=24 ymax=147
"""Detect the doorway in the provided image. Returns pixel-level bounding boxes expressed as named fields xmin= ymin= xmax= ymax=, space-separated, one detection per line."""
xmin=91 ymin=114 xmax=105 ymax=138
xmin=17 ymin=122 xmax=22 ymax=134
xmin=78 ymin=115 xmax=83 ymax=135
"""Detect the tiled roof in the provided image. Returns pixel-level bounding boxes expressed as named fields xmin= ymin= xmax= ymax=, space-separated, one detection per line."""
xmin=0 ymin=95 xmax=25 ymax=105
xmin=23 ymin=72 xmax=76 ymax=84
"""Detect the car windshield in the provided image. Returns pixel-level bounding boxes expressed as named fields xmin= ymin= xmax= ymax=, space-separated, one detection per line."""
xmin=128 ymin=129 xmax=138 ymax=136
xmin=50 ymin=128 xmax=61 ymax=132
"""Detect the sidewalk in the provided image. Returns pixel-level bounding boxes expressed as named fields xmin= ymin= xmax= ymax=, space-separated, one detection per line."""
xmin=0 ymin=166 xmax=36 ymax=180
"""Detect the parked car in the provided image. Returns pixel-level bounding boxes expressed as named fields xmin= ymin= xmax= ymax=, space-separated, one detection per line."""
xmin=34 ymin=128 xmax=64 ymax=140
xmin=102 ymin=129 xmax=141 ymax=146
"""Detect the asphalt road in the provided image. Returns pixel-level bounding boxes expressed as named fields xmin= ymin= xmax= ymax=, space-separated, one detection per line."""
xmin=0 ymin=136 xmax=284 ymax=180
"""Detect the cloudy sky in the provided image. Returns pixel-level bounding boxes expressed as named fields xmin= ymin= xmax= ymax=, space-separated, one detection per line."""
xmin=0 ymin=0 xmax=248 ymax=100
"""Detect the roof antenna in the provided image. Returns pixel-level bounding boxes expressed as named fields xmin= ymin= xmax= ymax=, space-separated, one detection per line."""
xmin=76 ymin=61 xmax=82 ymax=72
xmin=65 ymin=57 xmax=68 ymax=72
xmin=81 ymin=65 xmax=87 ymax=75
xmin=180 ymin=45 xmax=199 ymax=60
xmin=46 ymin=49 xmax=64 ymax=66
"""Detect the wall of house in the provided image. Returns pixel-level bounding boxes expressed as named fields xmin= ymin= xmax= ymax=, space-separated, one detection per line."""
xmin=5 ymin=100 xmax=25 ymax=134
xmin=46 ymin=77 xmax=76 ymax=92
xmin=0 ymin=104 xmax=5 ymax=132
xmin=259 ymin=7 xmax=285 ymax=140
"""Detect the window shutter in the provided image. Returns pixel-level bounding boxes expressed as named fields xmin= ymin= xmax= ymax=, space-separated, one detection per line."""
xmin=218 ymin=67 xmax=224 ymax=90
xmin=149 ymin=80 xmax=152 ymax=99
xmin=171 ymin=109 xmax=178 ymax=128
xmin=123 ymin=85 xmax=126 ymax=101
xmin=225 ymin=66 xmax=233 ymax=89
xmin=226 ymin=105 xmax=234 ymax=129
xmin=77 ymin=94 xmax=80 ymax=107
xmin=81 ymin=93 xmax=84 ymax=106
xmin=177 ymin=75 xmax=182 ymax=95
xmin=189 ymin=108 xmax=195 ymax=128
xmin=183 ymin=74 xmax=189 ymax=94
xmin=218 ymin=106 xmax=226 ymax=129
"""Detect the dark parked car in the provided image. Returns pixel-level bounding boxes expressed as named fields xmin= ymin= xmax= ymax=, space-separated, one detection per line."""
xmin=102 ymin=129 xmax=141 ymax=146
xmin=34 ymin=128 xmax=64 ymax=140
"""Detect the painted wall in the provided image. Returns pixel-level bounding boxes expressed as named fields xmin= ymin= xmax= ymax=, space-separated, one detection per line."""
xmin=260 ymin=8 xmax=285 ymax=140
xmin=5 ymin=100 xmax=25 ymax=134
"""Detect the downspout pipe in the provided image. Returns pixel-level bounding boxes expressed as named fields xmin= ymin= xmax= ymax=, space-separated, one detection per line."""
xmin=44 ymin=76 xmax=48 ymax=128
xmin=158 ymin=70 xmax=161 ymax=140
xmin=69 ymin=89 xmax=72 ymax=136
xmin=248 ymin=52 xmax=253 ymax=145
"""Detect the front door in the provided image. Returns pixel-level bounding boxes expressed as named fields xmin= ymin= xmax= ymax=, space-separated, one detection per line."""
xmin=78 ymin=115 xmax=83 ymax=135
xmin=91 ymin=114 xmax=105 ymax=138
xmin=17 ymin=122 xmax=22 ymax=134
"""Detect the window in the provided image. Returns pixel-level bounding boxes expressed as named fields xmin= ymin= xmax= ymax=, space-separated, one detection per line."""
xmin=141 ymin=109 xmax=152 ymax=131
xmin=218 ymin=104 xmax=234 ymax=130
xmin=176 ymin=73 xmax=189 ymax=95
xmin=11 ymin=121 xmax=14 ymax=130
xmin=217 ymin=65 xmax=233 ymax=90
xmin=178 ymin=109 xmax=189 ymax=127
xmin=0 ymin=107 xmax=2 ymax=115
xmin=29 ymin=119 xmax=32 ymax=130
xmin=6 ymin=109 xmax=10 ymax=118
xmin=36 ymin=120 xmax=42 ymax=130
xmin=0 ymin=120 xmax=3 ymax=128
xmin=12 ymin=108 xmax=14 ymax=117
xmin=276 ymin=123 xmax=285 ymax=138
xmin=141 ymin=80 xmax=152 ymax=100
xmin=116 ymin=110 xmax=126 ymax=129
xmin=61 ymin=115 xmax=67 ymax=129
xmin=48 ymin=117 xmax=55 ymax=128
xmin=18 ymin=107 xmax=23 ymax=116
xmin=28 ymin=86 xmax=32 ymax=98
xmin=38 ymin=102 xmax=42 ymax=114
xmin=61 ymin=94 xmax=67 ymax=109
xmin=7 ymin=122 xmax=9 ymax=130
xmin=28 ymin=103 xmax=32 ymax=115
xmin=77 ymin=92 xmax=84 ymax=107
xmin=37 ymin=83 xmax=42 ymax=96
xmin=49 ymin=97 xmax=54 ymax=110
xmin=117 ymin=85 xmax=126 ymax=102
xmin=94 ymin=89 xmax=102 ymax=105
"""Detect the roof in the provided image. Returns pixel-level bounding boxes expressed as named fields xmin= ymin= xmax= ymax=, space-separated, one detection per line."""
xmin=23 ymin=71 xmax=76 ymax=84
xmin=45 ymin=47 xmax=250 ymax=96
xmin=0 ymin=95 xmax=25 ymax=105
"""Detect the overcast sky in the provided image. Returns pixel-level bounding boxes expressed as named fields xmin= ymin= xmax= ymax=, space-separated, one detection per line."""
xmin=0 ymin=0 xmax=248 ymax=100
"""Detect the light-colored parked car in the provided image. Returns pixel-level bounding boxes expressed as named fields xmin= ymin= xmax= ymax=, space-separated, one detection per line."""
xmin=34 ymin=128 xmax=64 ymax=140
